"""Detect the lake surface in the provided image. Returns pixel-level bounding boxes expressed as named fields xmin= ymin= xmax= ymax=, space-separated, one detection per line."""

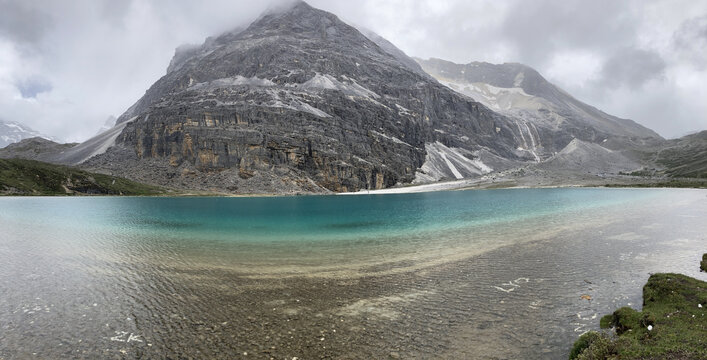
xmin=1 ymin=188 xmax=706 ymax=359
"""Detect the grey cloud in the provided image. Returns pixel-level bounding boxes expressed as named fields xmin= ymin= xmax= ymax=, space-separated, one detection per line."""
xmin=97 ymin=0 xmax=133 ymax=26
xmin=0 ymin=0 xmax=52 ymax=45
xmin=0 ymin=0 xmax=705 ymax=141
xmin=594 ymin=47 xmax=666 ymax=89
xmin=673 ymin=15 xmax=707 ymax=69
xmin=500 ymin=0 xmax=638 ymax=67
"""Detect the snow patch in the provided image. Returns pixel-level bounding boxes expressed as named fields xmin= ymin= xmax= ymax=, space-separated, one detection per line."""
xmin=440 ymin=152 xmax=463 ymax=179
xmin=264 ymin=89 xmax=331 ymax=118
xmin=414 ymin=141 xmax=492 ymax=183
xmin=370 ymin=130 xmax=411 ymax=147
xmin=269 ymin=100 xmax=331 ymax=118
xmin=395 ymin=104 xmax=412 ymax=116
xmin=439 ymin=79 xmax=535 ymax=111
xmin=300 ymin=74 xmax=379 ymax=99
xmin=189 ymin=76 xmax=276 ymax=90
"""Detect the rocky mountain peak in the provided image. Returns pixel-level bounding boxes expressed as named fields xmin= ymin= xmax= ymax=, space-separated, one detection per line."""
xmin=250 ymin=0 xmax=339 ymax=33
xmin=99 ymin=2 xmax=531 ymax=193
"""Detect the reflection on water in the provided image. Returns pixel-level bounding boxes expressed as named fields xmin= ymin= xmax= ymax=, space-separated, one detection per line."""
xmin=0 ymin=188 xmax=706 ymax=359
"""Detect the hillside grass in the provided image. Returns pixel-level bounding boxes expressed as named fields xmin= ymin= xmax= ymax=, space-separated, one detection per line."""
xmin=0 ymin=158 xmax=165 ymax=196
xmin=604 ymin=179 xmax=707 ymax=189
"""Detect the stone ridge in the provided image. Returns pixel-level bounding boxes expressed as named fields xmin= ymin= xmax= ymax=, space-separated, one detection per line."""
xmin=91 ymin=1 xmax=527 ymax=193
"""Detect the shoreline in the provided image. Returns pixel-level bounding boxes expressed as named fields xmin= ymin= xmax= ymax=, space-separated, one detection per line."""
xmin=3 ymin=170 xmax=705 ymax=198
xmin=2 ymin=181 xmax=705 ymax=198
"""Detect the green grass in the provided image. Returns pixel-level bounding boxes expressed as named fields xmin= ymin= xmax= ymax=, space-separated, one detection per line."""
xmin=571 ymin=271 xmax=707 ymax=359
xmin=0 ymin=158 xmax=165 ymax=196
xmin=604 ymin=179 xmax=707 ymax=189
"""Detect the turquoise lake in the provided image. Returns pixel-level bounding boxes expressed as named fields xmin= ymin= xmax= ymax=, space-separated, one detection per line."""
xmin=1 ymin=188 xmax=706 ymax=359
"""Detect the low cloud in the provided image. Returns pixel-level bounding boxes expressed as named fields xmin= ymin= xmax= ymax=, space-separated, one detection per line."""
xmin=593 ymin=47 xmax=666 ymax=90
xmin=0 ymin=0 xmax=705 ymax=141
xmin=0 ymin=0 xmax=51 ymax=46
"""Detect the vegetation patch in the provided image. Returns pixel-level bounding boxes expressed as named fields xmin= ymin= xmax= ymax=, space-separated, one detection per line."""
xmin=0 ymin=158 xmax=165 ymax=196
xmin=604 ymin=179 xmax=707 ymax=189
xmin=571 ymin=271 xmax=707 ymax=359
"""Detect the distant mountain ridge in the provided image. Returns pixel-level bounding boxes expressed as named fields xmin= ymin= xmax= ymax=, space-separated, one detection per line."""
xmin=0 ymin=120 xmax=56 ymax=149
xmin=415 ymin=58 xmax=662 ymax=161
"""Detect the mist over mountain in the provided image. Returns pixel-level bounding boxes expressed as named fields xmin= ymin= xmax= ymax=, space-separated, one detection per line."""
xmin=0 ymin=120 xmax=56 ymax=149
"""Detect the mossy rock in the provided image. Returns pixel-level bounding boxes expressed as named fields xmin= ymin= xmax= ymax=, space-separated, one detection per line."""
xmin=701 ymin=253 xmax=706 ymax=272
xmin=569 ymin=331 xmax=617 ymax=360
xmin=571 ymin=273 xmax=707 ymax=359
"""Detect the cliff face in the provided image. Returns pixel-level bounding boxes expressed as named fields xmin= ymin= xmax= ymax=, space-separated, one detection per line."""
xmin=86 ymin=1 xmax=526 ymax=193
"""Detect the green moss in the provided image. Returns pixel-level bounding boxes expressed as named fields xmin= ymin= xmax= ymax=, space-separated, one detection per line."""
xmin=570 ymin=331 xmax=618 ymax=360
xmin=0 ymin=158 xmax=165 ymax=196
xmin=571 ymin=273 xmax=707 ymax=359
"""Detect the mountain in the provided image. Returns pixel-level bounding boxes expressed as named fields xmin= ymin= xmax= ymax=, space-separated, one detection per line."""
xmin=415 ymin=58 xmax=663 ymax=162
xmin=0 ymin=120 xmax=56 ymax=149
xmin=5 ymin=1 xmax=695 ymax=193
xmin=71 ymin=1 xmax=540 ymax=193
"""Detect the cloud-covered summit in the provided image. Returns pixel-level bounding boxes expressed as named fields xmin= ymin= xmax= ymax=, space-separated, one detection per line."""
xmin=0 ymin=0 xmax=705 ymax=141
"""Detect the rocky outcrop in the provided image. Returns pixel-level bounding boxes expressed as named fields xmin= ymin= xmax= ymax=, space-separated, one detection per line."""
xmin=85 ymin=1 xmax=527 ymax=193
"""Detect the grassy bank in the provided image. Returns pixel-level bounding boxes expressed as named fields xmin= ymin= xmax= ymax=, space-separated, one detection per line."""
xmin=604 ymin=179 xmax=707 ymax=189
xmin=570 ymin=258 xmax=707 ymax=359
xmin=0 ymin=158 xmax=165 ymax=196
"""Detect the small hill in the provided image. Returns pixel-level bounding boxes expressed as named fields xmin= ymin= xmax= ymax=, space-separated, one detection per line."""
xmin=0 ymin=158 xmax=165 ymax=196
xmin=0 ymin=137 xmax=78 ymax=162
xmin=656 ymin=131 xmax=707 ymax=178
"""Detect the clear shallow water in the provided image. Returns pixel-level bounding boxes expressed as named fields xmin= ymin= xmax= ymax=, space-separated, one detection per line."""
xmin=1 ymin=188 xmax=706 ymax=359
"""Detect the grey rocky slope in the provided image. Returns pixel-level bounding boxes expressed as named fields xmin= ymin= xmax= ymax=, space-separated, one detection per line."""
xmin=415 ymin=58 xmax=663 ymax=163
xmin=0 ymin=120 xmax=56 ymax=149
xmin=76 ymin=1 xmax=539 ymax=193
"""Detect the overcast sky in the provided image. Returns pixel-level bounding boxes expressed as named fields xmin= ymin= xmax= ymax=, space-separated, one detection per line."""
xmin=1 ymin=0 xmax=706 ymax=142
